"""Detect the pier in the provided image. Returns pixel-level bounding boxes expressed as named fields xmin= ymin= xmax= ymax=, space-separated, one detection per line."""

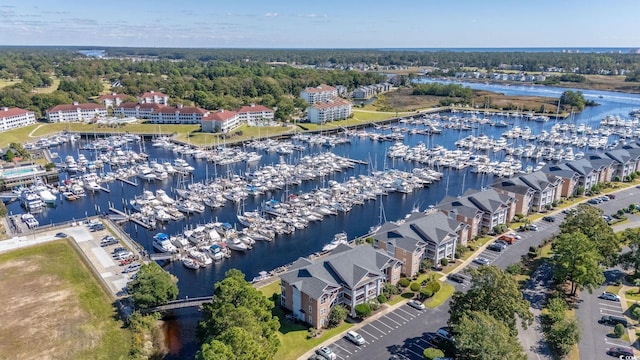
xmin=141 ymin=296 xmax=211 ymax=314
xmin=116 ymin=177 xmax=138 ymax=187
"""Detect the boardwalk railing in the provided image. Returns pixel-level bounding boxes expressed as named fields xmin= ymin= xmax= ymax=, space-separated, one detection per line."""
xmin=141 ymin=296 xmax=212 ymax=313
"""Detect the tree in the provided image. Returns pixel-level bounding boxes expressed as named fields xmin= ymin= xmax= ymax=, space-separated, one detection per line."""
xmin=453 ymin=311 xmax=527 ymax=360
xmin=614 ymin=323 xmax=625 ymax=338
xmin=560 ymin=204 xmax=619 ymax=266
xmin=542 ymin=297 xmax=581 ymax=357
xmin=126 ymin=262 xmax=179 ymax=309
xmin=328 ymin=305 xmax=348 ymax=328
xmin=4 ymin=149 xmax=14 ymax=162
xmin=619 ymin=228 xmax=640 ymax=277
xmin=551 ymin=232 xmax=604 ymax=296
xmin=196 ymin=269 xmax=280 ymax=359
xmin=196 ymin=340 xmax=235 ymax=360
xmin=449 ymin=266 xmax=533 ymax=334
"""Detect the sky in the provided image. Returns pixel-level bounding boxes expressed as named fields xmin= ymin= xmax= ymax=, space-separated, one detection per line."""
xmin=1 ymin=0 xmax=639 ymax=49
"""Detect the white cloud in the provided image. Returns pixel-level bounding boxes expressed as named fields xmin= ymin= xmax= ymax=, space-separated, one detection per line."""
xmin=264 ymin=12 xmax=279 ymax=17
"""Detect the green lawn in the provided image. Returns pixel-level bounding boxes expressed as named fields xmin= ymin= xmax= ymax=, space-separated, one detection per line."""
xmin=0 ymin=79 xmax=22 ymax=88
xmin=625 ymin=289 xmax=640 ymax=301
xmin=258 ymin=280 xmax=281 ymax=297
xmin=425 ymin=282 xmax=455 ymax=308
xmin=351 ymin=110 xmax=413 ymax=122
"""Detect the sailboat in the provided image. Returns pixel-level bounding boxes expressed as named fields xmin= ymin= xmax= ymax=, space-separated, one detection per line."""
xmin=368 ymin=197 xmax=387 ymax=235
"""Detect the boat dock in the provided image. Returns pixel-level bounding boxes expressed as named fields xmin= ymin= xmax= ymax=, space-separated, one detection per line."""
xmin=116 ymin=177 xmax=138 ymax=187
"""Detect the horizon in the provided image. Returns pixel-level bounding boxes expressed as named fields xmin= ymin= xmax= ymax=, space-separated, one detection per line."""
xmin=1 ymin=0 xmax=639 ymax=48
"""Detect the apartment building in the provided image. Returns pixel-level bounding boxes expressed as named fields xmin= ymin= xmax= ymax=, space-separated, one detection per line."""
xmin=46 ymin=103 xmax=107 ymax=122
xmin=0 ymin=107 xmax=36 ymax=131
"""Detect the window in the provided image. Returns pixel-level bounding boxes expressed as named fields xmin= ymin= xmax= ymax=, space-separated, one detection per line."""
xmin=321 ymin=296 xmax=327 ymax=305
xmin=320 ymin=308 xmax=326 ymax=316
xmin=309 ymin=304 xmax=312 ymax=314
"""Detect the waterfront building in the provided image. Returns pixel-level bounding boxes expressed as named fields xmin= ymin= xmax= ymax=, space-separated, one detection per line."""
xmin=373 ymin=223 xmax=427 ymax=277
xmin=438 ymin=197 xmax=482 ymax=246
xmin=113 ymin=102 xmax=164 ymax=119
xmin=542 ymin=163 xmax=581 ymax=198
xmin=493 ymin=171 xmax=562 ymax=214
xmin=0 ymin=107 xmax=36 ymax=131
xmin=149 ymin=106 xmax=209 ymax=124
xmin=351 ymin=83 xmax=392 ymax=99
xmin=235 ymin=104 xmax=275 ymax=123
xmin=300 ymin=84 xmax=338 ymax=104
xmin=98 ymin=93 xmax=128 ymax=108
xmin=137 ymin=91 xmax=169 ymax=105
xmin=280 ymin=244 xmax=401 ymax=329
xmin=201 ymin=110 xmax=240 ymax=133
xmin=605 ymin=144 xmax=640 ymax=179
xmin=306 ymin=98 xmax=352 ymax=124
xmin=46 ymin=103 xmax=107 ymax=122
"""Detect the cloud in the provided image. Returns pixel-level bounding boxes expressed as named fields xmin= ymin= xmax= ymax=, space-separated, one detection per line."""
xmin=264 ymin=12 xmax=279 ymax=17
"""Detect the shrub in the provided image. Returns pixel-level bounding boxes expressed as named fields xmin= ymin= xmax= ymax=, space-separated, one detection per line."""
xmin=632 ymin=306 xmax=640 ymax=320
xmin=307 ymin=327 xmax=318 ymax=339
xmin=383 ymin=283 xmax=400 ymax=296
xmin=355 ymin=303 xmax=372 ymax=318
xmin=377 ymin=294 xmax=387 ymax=303
xmin=614 ymin=323 xmax=625 ymax=338
xmin=328 ymin=305 xmax=348 ymax=328
xmin=506 ymin=263 xmax=523 ymax=275
xmin=368 ymin=299 xmax=380 ymax=311
xmin=410 ymin=282 xmax=421 ymax=292
xmin=420 ymin=288 xmax=434 ymax=299
xmin=398 ymin=278 xmax=411 ymax=288
xmin=423 ymin=347 xmax=445 ymax=360
xmin=440 ymin=258 xmax=448 ymax=266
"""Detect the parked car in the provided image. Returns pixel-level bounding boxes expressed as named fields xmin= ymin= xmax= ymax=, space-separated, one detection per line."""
xmin=499 ymin=234 xmax=517 ymax=244
xmin=473 ymin=257 xmax=490 ymax=265
xmin=599 ymin=292 xmax=621 ymax=302
xmin=607 ymin=347 xmax=634 ymax=357
xmin=488 ymin=242 xmax=506 ymax=252
xmin=112 ymin=247 xmax=127 ymax=254
xmin=315 ymin=346 xmax=336 ymax=360
xmin=447 ymin=273 xmax=465 ymax=284
xmin=495 ymin=240 xmax=509 ymax=247
xmin=100 ymin=238 xmax=118 ymax=247
xmin=408 ymin=299 xmax=426 ymax=310
xmin=542 ymin=216 xmax=555 ymax=222
xmin=599 ymin=196 xmax=610 ymax=202
xmin=527 ymin=224 xmax=539 ymax=231
xmin=588 ymin=198 xmax=601 ymax=205
xmin=599 ymin=315 xmax=628 ymax=327
xmin=345 ymin=330 xmax=365 ymax=345
xmin=606 ymin=194 xmax=616 ymax=200
xmin=436 ymin=327 xmax=454 ymax=340
xmin=122 ymin=262 xmax=141 ymax=273
xmin=55 ymin=232 xmax=68 ymax=238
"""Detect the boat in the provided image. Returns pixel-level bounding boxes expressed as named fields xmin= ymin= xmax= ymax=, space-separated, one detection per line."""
xmin=226 ymin=237 xmax=249 ymax=252
xmin=38 ymin=189 xmax=57 ymax=204
xmin=182 ymin=257 xmax=200 ymax=270
xmin=204 ymin=244 xmax=227 ymax=261
xmin=189 ymin=250 xmax=213 ymax=267
xmin=21 ymin=213 xmax=40 ymax=229
xmin=152 ymin=233 xmax=177 ymax=253
xmin=20 ymin=190 xmax=44 ymax=213
xmin=322 ymin=232 xmax=349 ymax=252
xmin=173 ymin=158 xmax=195 ymax=173
xmin=252 ymin=270 xmax=272 ymax=284
xmin=62 ymin=191 xmax=77 ymax=201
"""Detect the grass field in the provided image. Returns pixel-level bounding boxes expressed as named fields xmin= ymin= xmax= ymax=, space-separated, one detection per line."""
xmin=0 ymin=79 xmax=22 ymax=89
xmin=0 ymin=241 xmax=132 ymax=359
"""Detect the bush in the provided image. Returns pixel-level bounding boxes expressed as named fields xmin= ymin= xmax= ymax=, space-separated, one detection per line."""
xmin=420 ymin=288 xmax=434 ymax=299
xmin=506 ymin=263 xmax=523 ymax=275
xmin=355 ymin=303 xmax=372 ymax=318
xmin=369 ymin=299 xmax=380 ymax=311
xmin=307 ymin=327 xmax=318 ymax=338
xmin=410 ymin=282 xmax=421 ymax=292
xmin=328 ymin=305 xmax=348 ymax=328
xmin=632 ymin=306 xmax=640 ymax=320
xmin=377 ymin=294 xmax=387 ymax=303
xmin=423 ymin=347 xmax=445 ymax=360
xmin=425 ymin=280 xmax=441 ymax=294
xmin=440 ymin=258 xmax=448 ymax=266
xmin=614 ymin=323 xmax=625 ymax=338
xmin=383 ymin=283 xmax=400 ymax=296
xmin=398 ymin=278 xmax=411 ymax=288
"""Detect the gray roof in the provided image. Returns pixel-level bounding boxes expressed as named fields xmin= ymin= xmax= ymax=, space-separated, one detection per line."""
xmin=518 ymin=171 xmax=560 ymax=191
xmin=566 ymin=158 xmax=595 ymax=176
xmin=438 ymin=195 xmax=482 ymax=219
xmin=542 ymin=163 xmax=577 ymax=179
xmin=374 ymin=211 xmax=460 ymax=247
xmin=467 ymin=188 xmax=513 ymax=213
xmin=280 ymin=244 xmax=397 ymax=298
xmin=605 ymin=148 xmax=632 ymax=164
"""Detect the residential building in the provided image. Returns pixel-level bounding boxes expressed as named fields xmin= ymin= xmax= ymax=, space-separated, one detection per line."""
xmin=605 ymin=144 xmax=640 ymax=179
xmin=300 ymin=84 xmax=338 ymax=104
xmin=0 ymin=107 xmax=36 ymax=131
xmin=373 ymin=222 xmax=427 ymax=277
xmin=201 ymin=110 xmax=240 ymax=133
xmin=307 ymin=98 xmax=352 ymax=124
xmin=137 ymin=91 xmax=169 ymax=105
xmin=279 ymin=244 xmax=401 ymax=329
xmin=351 ymin=83 xmax=392 ymax=99
xmin=98 ymin=93 xmax=127 ymax=108
xmin=149 ymin=106 xmax=208 ymax=124
xmin=113 ymin=102 xmax=165 ymax=119
xmin=235 ymin=104 xmax=275 ymax=123
xmin=46 ymin=103 xmax=107 ymax=122
xmin=438 ymin=196 xmax=483 ymax=245
xmin=492 ymin=171 xmax=562 ymax=214
xmin=542 ymin=163 xmax=580 ymax=198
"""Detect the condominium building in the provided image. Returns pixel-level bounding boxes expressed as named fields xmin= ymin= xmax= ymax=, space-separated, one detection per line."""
xmin=149 ymin=106 xmax=209 ymax=124
xmin=0 ymin=107 xmax=36 ymax=131
xmin=300 ymin=84 xmax=338 ymax=104
xmin=98 ymin=93 xmax=128 ymax=108
xmin=236 ymin=104 xmax=275 ymax=123
xmin=46 ymin=103 xmax=107 ymax=122
xmin=201 ymin=110 xmax=241 ymax=133
xmin=137 ymin=91 xmax=169 ymax=105
xmin=113 ymin=102 xmax=165 ymax=119
xmin=307 ymin=98 xmax=352 ymax=124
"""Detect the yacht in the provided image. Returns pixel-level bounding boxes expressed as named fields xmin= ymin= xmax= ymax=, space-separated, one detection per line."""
xmin=20 ymin=190 xmax=44 ymax=213
xmin=173 ymin=158 xmax=195 ymax=173
xmin=322 ymin=232 xmax=349 ymax=252
xmin=155 ymin=189 xmax=175 ymax=205
xmin=38 ymin=188 xmax=57 ymax=205
xmin=154 ymin=207 xmax=173 ymax=222
xmin=204 ymin=244 xmax=226 ymax=261
xmin=226 ymin=237 xmax=249 ymax=252
xmin=152 ymin=233 xmax=177 ymax=253
xmin=136 ymin=166 xmax=157 ymax=182
xmin=189 ymin=250 xmax=212 ymax=267
xmin=182 ymin=257 xmax=200 ymax=270
xmin=21 ymin=213 xmax=40 ymax=229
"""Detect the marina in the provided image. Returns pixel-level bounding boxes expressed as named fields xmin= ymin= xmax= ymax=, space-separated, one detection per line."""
xmin=5 ymin=82 xmax=640 ymax=358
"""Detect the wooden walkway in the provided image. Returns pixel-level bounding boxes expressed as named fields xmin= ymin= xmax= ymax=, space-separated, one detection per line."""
xmin=141 ymin=296 xmax=211 ymax=313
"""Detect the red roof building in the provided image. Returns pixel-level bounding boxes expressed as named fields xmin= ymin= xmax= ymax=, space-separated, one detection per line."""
xmin=300 ymin=84 xmax=338 ymax=104
xmin=46 ymin=103 xmax=107 ymax=122
xmin=137 ymin=91 xmax=169 ymax=105
xmin=235 ymin=104 xmax=275 ymax=123
xmin=0 ymin=107 xmax=36 ymax=131
xmin=306 ymin=98 xmax=352 ymax=124
xmin=202 ymin=110 xmax=240 ymax=133
xmin=98 ymin=93 xmax=128 ymax=107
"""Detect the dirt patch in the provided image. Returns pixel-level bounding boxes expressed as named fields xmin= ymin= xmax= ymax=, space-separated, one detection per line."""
xmin=0 ymin=257 xmax=99 ymax=359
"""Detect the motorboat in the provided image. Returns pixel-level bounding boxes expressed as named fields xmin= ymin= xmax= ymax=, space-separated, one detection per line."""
xmin=38 ymin=189 xmax=57 ymax=204
xmin=251 ymin=271 xmax=272 ymax=284
xmin=154 ymin=207 xmax=173 ymax=222
xmin=205 ymin=244 xmax=227 ymax=261
xmin=182 ymin=257 xmax=200 ymax=270
xmin=173 ymin=158 xmax=195 ymax=173
xmin=322 ymin=232 xmax=349 ymax=252
xmin=155 ymin=189 xmax=175 ymax=205
xmin=189 ymin=250 xmax=212 ymax=267
xmin=226 ymin=237 xmax=249 ymax=252
xmin=21 ymin=213 xmax=40 ymax=229
xmin=152 ymin=233 xmax=177 ymax=253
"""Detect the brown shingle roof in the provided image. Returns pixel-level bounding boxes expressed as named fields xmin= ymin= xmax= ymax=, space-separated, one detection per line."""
xmin=0 ymin=107 xmax=33 ymax=119
xmin=47 ymin=103 xmax=103 ymax=112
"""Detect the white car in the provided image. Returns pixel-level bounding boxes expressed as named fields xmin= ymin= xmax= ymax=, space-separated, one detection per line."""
xmin=315 ymin=346 xmax=336 ymax=360
xmin=408 ymin=299 xmax=426 ymax=310
xmin=473 ymin=257 xmax=490 ymax=265
xmin=345 ymin=330 xmax=365 ymax=345
xmin=600 ymin=292 xmax=621 ymax=302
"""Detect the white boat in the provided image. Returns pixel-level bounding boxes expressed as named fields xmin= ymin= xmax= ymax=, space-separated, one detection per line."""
xmin=226 ymin=237 xmax=249 ymax=252
xmin=21 ymin=213 xmax=40 ymax=229
xmin=20 ymin=190 xmax=44 ymax=213
xmin=182 ymin=257 xmax=200 ymax=270
xmin=38 ymin=189 xmax=57 ymax=204
xmin=154 ymin=207 xmax=173 ymax=222
xmin=84 ymin=181 xmax=101 ymax=192
xmin=322 ymin=232 xmax=349 ymax=252
xmin=136 ymin=166 xmax=157 ymax=181
xmin=173 ymin=158 xmax=195 ymax=173
xmin=152 ymin=233 xmax=177 ymax=253
xmin=189 ymin=250 xmax=213 ymax=267
xmin=155 ymin=189 xmax=175 ymax=205
xmin=204 ymin=244 xmax=226 ymax=261
xmin=252 ymin=270 xmax=272 ymax=284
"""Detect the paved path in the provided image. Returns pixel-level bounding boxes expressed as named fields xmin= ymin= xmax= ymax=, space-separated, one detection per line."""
xmin=518 ymin=262 xmax=553 ymax=360
xmin=27 ymin=124 xmax=45 ymax=138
